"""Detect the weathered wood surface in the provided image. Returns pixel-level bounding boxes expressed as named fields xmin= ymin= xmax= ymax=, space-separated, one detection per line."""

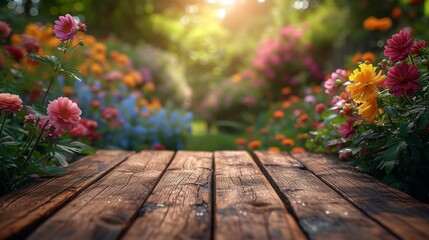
xmin=293 ymin=152 xmax=429 ymax=240
xmin=1 ymin=150 xmax=429 ymax=240
xmin=124 ymin=151 xmax=212 ymax=240
xmin=28 ymin=151 xmax=174 ymax=240
xmin=214 ymin=151 xmax=306 ymax=240
xmin=254 ymin=151 xmax=396 ymax=240
xmin=0 ymin=150 xmax=132 ymax=240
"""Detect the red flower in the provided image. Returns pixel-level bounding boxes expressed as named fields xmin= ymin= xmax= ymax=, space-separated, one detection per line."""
xmin=386 ymin=62 xmax=421 ymax=97
xmin=4 ymin=45 xmax=24 ymax=62
xmin=0 ymin=21 xmax=12 ymax=38
xmin=410 ymin=40 xmax=426 ymax=57
xmin=338 ymin=117 xmax=359 ymax=138
xmin=101 ymin=107 xmax=119 ymax=120
xmin=384 ymin=30 xmax=414 ymax=62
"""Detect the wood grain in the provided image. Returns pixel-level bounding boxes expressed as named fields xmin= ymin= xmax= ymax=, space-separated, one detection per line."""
xmin=123 ymin=151 xmax=213 ymax=240
xmin=254 ymin=151 xmax=396 ymax=240
xmin=214 ymin=151 xmax=306 ymax=240
xmin=0 ymin=150 xmax=132 ymax=240
xmin=294 ymin=152 xmax=429 ymax=240
xmin=27 ymin=151 xmax=174 ymax=240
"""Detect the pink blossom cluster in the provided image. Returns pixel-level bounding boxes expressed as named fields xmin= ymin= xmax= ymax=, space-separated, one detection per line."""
xmin=324 ymin=69 xmax=347 ymax=95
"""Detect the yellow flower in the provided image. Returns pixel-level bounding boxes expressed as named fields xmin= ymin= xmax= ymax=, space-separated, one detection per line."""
xmin=346 ymin=63 xmax=385 ymax=102
xmin=357 ymin=94 xmax=380 ymax=122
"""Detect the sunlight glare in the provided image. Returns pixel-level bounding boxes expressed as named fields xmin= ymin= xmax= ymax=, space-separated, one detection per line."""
xmin=216 ymin=8 xmax=227 ymax=19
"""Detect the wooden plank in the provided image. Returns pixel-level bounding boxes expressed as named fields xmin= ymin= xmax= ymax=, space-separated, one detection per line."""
xmin=27 ymin=151 xmax=174 ymax=240
xmin=214 ymin=151 xmax=306 ymax=240
xmin=123 ymin=151 xmax=213 ymax=240
xmin=294 ymin=152 xmax=429 ymax=240
xmin=0 ymin=150 xmax=132 ymax=240
xmin=254 ymin=151 xmax=396 ymax=240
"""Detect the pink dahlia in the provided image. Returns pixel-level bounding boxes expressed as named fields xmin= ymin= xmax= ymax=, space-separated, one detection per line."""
xmin=386 ymin=62 xmax=421 ymax=97
xmin=0 ymin=21 xmax=11 ymax=38
xmin=410 ymin=40 xmax=426 ymax=57
xmin=384 ymin=30 xmax=414 ymax=62
xmin=53 ymin=14 xmax=78 ymax=41
xmin=0 ymin=93 xmax=22 ymax=114
xmin=47 ymin=97 xmax=82 ymax=130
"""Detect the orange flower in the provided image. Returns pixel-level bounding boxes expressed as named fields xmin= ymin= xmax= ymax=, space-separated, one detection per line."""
xmin=281 ymin=87 xmax=291 ymax=95
xmin=290 ymin=95 xmax=300 ymax=103
xmin=248 ymin=140 xmax=261 ymax=149
xmin=63 ymin=86 xmax=74 ymax=97
xmin=275 ymin=134 xmax=285 ymax=141
xmin=299 ymin=113 xmax=309 ymax=121
xmin=282 ymin=138 xmax=295 ymax=146
xmin=391 ymin=7 xmax=402 ymax=19
xmin=273 ymin=110 xmax=284 ymax=119
xmin=235 ymin=138 xmax=247 ymax=145
xmin=282 ymin=101 xmax=291 ymax=109
xmin=139 ymin=98 xmax=149 ymax=106
xmin=231 ymin=73 xmax=242 ymax=83
xmin=149 ymin=99 xmax=162 ymax=110
xmin=291 ymin=147 xmax=305 ymax=153
xmin=143 ymin=82 xmax=156 ymax=91
xmin=312 ymin=85 xmax=322 ymax=94
xmin=363 ymin=16 xmax=378 ymax=31
xmin=294 ymin=122 xmax=305 ymax=128
xmin=378 ymin=17 xmax=392 ymax=31
xmin=352 ymin=52 xmax=362 ymax=64
xmin=268 ymin=147 xmax=280 ymax=153
xmin=361 ymin=52 xmax=376 ymax=64
xmin=90 ymin=63 xmax=103 ymax=75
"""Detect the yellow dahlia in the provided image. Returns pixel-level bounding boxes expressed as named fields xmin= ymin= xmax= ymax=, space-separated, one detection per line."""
xmin=347 ymin=63 xmax=386 ymax=102
xmin=357 ymin=95 xmax=380 ymax=122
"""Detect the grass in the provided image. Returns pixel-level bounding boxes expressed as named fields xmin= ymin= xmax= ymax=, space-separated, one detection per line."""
xmin=184 ymin=120 xmax=239 ymax=151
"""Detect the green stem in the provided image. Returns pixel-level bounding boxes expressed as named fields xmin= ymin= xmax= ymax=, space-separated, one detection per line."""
xmin=0 ymin=113 xmax=7 ymax=137
xmin=409 ymin=54 xmax=415 ymax=65
xmin=41 ymin=73 xmax=55 ymax=106
xmin=22 ymin=120 xmax=49 ymax=168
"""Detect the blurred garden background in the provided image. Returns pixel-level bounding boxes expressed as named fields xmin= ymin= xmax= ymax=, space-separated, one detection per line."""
xmin=1 ymin=0 xmax=429 ymax=200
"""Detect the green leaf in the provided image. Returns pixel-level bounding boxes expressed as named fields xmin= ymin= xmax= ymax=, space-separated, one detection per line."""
xmin=42 ymin=166 xmax=68 ymax=175
xmin=26 ymin=104 xmax=47 ymax=116
xmin=56 ymin=141 xmax=96 ymax=155
xmin=53 ymin=151 xmax=68 ymax=167
xmin=26 ymin=54 xmax=59 ymax=67
xmin=383 ymin=106 xmax=399 ymax=118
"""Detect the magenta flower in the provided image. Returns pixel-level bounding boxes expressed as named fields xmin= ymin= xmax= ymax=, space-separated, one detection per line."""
xmin=53 ymin=14 xmax=78 ymax=41
xmin=315 ymin=103 xmax=326 ymax=114
xmin=4 ymin=45 xmax=24 ymax=62
xmin=47 ymin=97 xmax=82 ymax=130
xmin=101 ymin=107 xmax=119 ymax=120
xmin=0 ymin=21 xmax=12 ymax=38
xmin=0 ymin=93 xmax=22 ymax=114
xmin=384 ymin=30 xmax=414 ymax=62
xmin=410 ymin=40 xmax=426 ymax=57
xmin=338 ymin=117 xmax=359 ymax=139
xmin=386 ymin=62 xmax=421 ymax=97
xmin=20 ymin=34 xmax=40 ymax=53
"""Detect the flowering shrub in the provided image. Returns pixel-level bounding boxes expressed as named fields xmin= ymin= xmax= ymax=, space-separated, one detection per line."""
xmin=0 ymin=16 xmax=94 ymax=195
xmin=307 ymin=30 xmax=429 ymax=202
xmin=6 ymin=20 xmax=193 ymax=151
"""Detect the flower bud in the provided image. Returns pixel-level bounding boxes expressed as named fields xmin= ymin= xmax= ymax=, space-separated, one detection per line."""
xmin=421 ymin=59 xmax=428 ymax=65
xmin=78 ymin=40 xmax=85 ymax=46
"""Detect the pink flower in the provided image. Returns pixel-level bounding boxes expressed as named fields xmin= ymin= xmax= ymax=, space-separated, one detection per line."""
xmin=4 ymin=45 xmax=24 ymax=62
xmin=47 ymin=97 xmax=82 ymax=130
xmin=324 ymin=69 xmax=347 ymax=95
xmin=338 ymin=117 xmax=359 ymax=138
xmin=104 ymin=71 xmax=123 ymax=81
xmin=77 ymin=22 xmax=87 ymax=33
xmin=20 ymin=34 xmax=40 ymax=53
xmin=386 ymin=62 xmax=421 ymax=97
xmin=384 ymin=30 xmax=414 ymax=62
xmin=0 ymin=93 xmax=22 ymax=114
xmin=410 ymin=40 xmax=426 ymax=57
xmin=315 ymin=103 xmax=326 ymax=114
xmin=0 ymin=21 xmax=12 ymax=38
xmin=101 ymin=107 xmax=119 ymax=120
xmin=53 ymin=14 xmax=78 ymax=41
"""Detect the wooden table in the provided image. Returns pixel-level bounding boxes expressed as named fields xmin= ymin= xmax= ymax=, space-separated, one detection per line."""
xmin=1 ymin=150 xmax=429 ymax=240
